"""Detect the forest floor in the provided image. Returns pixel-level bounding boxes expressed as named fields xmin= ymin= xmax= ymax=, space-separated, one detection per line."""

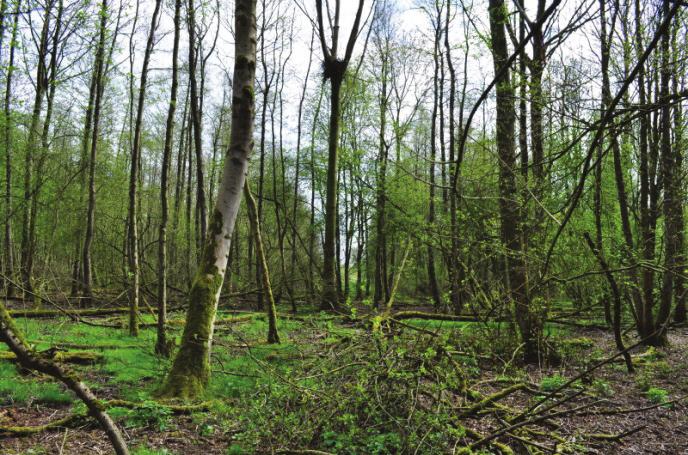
xmin=1 ymin=298 xmax=687 ymax=454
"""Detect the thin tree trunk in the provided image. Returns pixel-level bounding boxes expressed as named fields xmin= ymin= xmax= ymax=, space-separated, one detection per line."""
xmin=82 ymin=0 xmax=108 ymax=307
xmin=290 ymin=31 xmax=314 ymax=312
xmin=3 ymin=0 xmax=19 ymax=299
xmin=187 ymin=0 xmax=207 ymax=241
xmin=20 ymin=0 xmax=53 ymax=298
xmin=128 ymin=0 xmax=163 ymax=336
xmin=671 ymin=21 xmax=686 ymax=324
xmin=156 ymin=0 xmax=181 ymax=357
xmin=445 ymin=0 xmax=462 ymax=314
xmin=427 ymin=10 xmax=441 ymax=309
xmin=244 ymin=181 xmax=280 ymax=344
xmin=655 ymin=0 xmax=676 ymax=345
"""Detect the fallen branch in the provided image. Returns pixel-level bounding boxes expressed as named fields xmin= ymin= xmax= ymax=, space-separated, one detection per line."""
xmin=9 ymin=307 xmax=135 ymax=319
xmin=390 ymin=311 xmax=488 ymax=322
xmin=0 ymin=414 xmax=84 ymax=436
xmin=582 ymin=425 xmax=646 ymax=442
xmin=457 ymin=383 xmax=528 ymax=418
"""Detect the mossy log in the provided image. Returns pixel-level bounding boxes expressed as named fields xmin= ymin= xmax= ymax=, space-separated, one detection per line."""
xmin=391 ymin=311 xmax=487 ymax=322
xmin=0 ymin=350 xmax=104 ymax=365
xmin=9 ymin=307 xmax=134 ymax=319
xmin=0 ymin=414 xmax=84 ymax=436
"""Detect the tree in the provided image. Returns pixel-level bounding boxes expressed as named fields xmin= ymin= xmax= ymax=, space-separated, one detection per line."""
xmin=82 ymin=0 xmax=109 ymax=306
xmin=127 ymin=0 xmax=163 ymax=336
xmin=20 ymin=0 xmax=54 ymax=297
xmin=2 ymin=0 xmax=20 ymax=299
xmin=488 ymin=0 xmax=537 ymax=362
xmin=159 ymin=0 xmax=258 ymax=398
xmin=157 ymin=0 xmax=182 ymax=357
xmin=314 ymin=0 xmax=366 ymax=311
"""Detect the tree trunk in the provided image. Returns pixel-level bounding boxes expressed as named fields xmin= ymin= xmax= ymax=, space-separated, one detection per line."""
xmin=244 ymin=181 xmax=280 ymax=344
xmin=2 ymin=0 xmax=19 ymax=299
xmin=321 ymin=72 xmax=344 ymax=310
xmin=315 ymin=0 xmax=366 ymax=311
xmin=127 ymin=0 xmax=163 ymax=336
xmin=159 ymin=0 xmax=257 ymax=399
xmin=445 ymin=0 xmax=462 ymax=314
xmin=82 ymin=0 xmax=108 ymax=307
xmin=655 ymin=0 xmax=676 ymax=345
xmin=427 ymin=12 xmax=442 ymax=309
xmin=489 ymin=0 xmax=537 ymax=362
xmin=20 ymin=0 xmax=53 ymax=298
xmin=157 ymin=0 xmax=182 ymax=357
xmin=671 ymin=21 xmax=686 ymax=324
xmin=187 ymin=0 xmax=207 ymax=242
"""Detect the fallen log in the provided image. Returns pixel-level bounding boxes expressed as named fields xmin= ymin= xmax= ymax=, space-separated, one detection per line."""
xmin=0 ymin=350 xmax=104 ymax=365
xmin=9 ymin=307 xmax=133 ymax=319
xmin=391 ymin=311 xmax=490 ymax=322
xmin=0 ymin=414 xmax=85 ymax=436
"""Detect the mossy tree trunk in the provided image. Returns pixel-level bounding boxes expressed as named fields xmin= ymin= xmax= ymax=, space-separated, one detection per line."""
xmin=159 ymin=0 xmax=257 ymax=399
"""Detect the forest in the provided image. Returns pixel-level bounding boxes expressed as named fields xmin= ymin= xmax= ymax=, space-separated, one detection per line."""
xmin=1 ymin=0 xmax=688 ymax=453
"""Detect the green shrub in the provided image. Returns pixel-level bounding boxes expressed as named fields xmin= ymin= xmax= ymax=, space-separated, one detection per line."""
xmin=646 ymin=387 xmax=670 ymax=407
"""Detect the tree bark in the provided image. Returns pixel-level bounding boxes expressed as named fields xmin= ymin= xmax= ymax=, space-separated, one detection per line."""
xmin=655 ymin=0 xmax=677 ymax=345
xmin=427 ymin=6 xmax=442 ymax=309
xmin=187 ymin=0 xmax=207 ymax=242
xmin=20 ymin=0 xmax=53 ymax=298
